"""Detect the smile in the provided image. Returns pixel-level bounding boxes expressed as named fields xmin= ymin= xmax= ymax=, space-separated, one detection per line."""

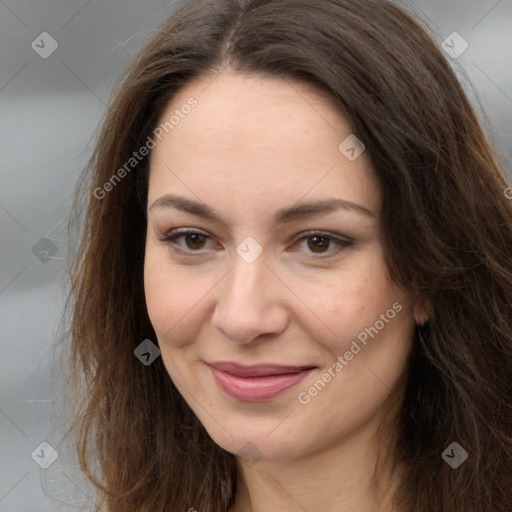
xmin=206 ymin=362 xmax=316 ymax=402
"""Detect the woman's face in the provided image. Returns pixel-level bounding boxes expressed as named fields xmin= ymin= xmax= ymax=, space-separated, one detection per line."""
xmin=144 ymin=72 xmax=418 ymax=462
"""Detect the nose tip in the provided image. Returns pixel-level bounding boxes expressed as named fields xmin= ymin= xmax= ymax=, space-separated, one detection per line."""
xmin=210 ymin=259 xmax=288 ymax=344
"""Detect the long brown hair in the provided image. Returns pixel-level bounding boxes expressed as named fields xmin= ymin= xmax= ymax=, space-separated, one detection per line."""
xmin=61 ymin=0 xmax=512 ymax=510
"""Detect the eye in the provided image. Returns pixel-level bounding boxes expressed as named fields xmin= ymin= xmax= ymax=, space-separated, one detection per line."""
xmin=158 ymin=228 xmax=215 ymax=255
xmin=290 ymin=231 xmax=353 ymax=259
xmin=158 ymin=228 xmax=352 ymax=259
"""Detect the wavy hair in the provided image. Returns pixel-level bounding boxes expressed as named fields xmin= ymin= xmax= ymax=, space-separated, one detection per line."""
xmin=61 ymin=0 xmax=512 ymax=510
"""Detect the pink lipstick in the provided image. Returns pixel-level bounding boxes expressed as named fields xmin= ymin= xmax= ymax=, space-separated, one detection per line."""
xmin=207 ymin=361 xmax=316 ymax=402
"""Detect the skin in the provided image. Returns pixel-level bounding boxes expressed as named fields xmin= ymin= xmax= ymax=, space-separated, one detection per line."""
xmin=144 ymin=71 xmax=429 ymax=512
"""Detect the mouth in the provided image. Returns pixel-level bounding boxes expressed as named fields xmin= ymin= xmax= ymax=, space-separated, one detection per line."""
xmin=206 ymin=361 xmax=317 ymax=402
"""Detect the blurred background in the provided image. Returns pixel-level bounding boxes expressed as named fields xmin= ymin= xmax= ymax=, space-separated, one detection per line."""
xmin=1 ymin=0 xmax=511 ymax=510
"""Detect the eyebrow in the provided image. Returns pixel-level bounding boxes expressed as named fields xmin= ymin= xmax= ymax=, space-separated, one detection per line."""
xmin=148 ymin=194 xmax=376 ymax=226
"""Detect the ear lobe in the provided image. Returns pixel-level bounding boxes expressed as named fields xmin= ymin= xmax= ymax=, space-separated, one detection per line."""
xmin=413 ymin=297 xmax=432 ymax=326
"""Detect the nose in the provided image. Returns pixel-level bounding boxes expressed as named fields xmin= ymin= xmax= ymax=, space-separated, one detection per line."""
xmin=211 ymin=255 xmax=289 ymax=344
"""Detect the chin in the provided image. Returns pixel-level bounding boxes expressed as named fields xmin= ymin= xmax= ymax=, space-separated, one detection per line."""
xmin=206 ymin=422 xmax=304 ymax=462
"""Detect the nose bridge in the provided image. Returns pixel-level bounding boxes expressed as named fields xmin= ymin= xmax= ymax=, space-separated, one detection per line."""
xmin=225 ymin=252 xmax=269 ymax=308
xmin=211 ymin=250 xmax=287 ymax=342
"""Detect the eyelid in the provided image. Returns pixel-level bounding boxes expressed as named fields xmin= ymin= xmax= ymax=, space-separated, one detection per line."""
xmin=157 ymin=228 xmax=352 ymax=259
xmin=288 ymin=230 xmax=352 ymax=259
xmin=157 ymin=227 xmax=216 ymax=256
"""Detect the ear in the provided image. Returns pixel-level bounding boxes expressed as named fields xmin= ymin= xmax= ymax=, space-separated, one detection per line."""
xmin=413 ymin=297 xmax=432 ymax=326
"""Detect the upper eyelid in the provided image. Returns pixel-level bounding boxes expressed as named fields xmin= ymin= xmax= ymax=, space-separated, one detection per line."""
xmin=160 ymin=228 xmax=351 ymax=254
xmin=163 ymin=227 xmax=350 ymax=241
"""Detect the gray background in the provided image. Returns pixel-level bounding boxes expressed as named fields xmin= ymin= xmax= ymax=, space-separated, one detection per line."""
xmin=1 ymin=0 xmax=511 ymax=510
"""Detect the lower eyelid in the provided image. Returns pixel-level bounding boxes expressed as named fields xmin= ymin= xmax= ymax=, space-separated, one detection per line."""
xmin=291 ymin=236 xmax=352 ymax=257
xmin=159 ymin=231 xmax=352 ymax=257
xmin=159 ymin=232 xmax=214 ymax=253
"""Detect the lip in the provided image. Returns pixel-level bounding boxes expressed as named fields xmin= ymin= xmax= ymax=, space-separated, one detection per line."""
xmin=206 ymin=361 xmax=316 ymax=402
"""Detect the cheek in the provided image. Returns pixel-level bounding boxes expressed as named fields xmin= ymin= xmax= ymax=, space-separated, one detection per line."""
xmin=298 ymin=253 xmax=401 ymax=351
xmin=143 ymin=246 xmax=217 ymax=355
xmin=143 ymin=248 xmax=192 ymax=338
xmin=144 ymin=255 xmax=172 ymax=333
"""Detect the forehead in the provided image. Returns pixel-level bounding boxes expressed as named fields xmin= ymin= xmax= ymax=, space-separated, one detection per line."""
xmin=147 ymin=72 xmax=380 ymax=217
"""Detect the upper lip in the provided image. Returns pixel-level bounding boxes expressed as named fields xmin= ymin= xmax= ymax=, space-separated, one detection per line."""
xmin=206 ymin=361 xmax=316 ymax=377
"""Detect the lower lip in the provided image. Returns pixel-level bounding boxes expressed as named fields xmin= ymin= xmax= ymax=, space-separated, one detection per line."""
xmin=209 ymin=366 xmax=315 ymax=402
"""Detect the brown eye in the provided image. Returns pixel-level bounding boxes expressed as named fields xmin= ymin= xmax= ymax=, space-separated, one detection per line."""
xmin=159 ymin=229 xmax=214 ymax=255
xmin=292 ymin=231 xmax=353 ymax=259
xmin=307 ymin=235 xmax=331 ymax=253
xmin=159 ymin=229 xmax=352 ymax=259
xmin=183 ymin=233 xmax=207 ymax=250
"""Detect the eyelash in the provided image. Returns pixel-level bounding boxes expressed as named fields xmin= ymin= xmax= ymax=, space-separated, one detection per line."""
xmin=157 ymin=228 xmax=353 ymax=260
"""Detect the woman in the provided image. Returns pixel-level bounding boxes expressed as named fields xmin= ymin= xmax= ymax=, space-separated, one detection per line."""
xmin=63 ymin=0 xmax=512 ymax=510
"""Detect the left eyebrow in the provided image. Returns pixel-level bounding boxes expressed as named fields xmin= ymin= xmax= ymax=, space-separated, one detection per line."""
xmin=274 ymin=198 xmax=376 ymax=222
